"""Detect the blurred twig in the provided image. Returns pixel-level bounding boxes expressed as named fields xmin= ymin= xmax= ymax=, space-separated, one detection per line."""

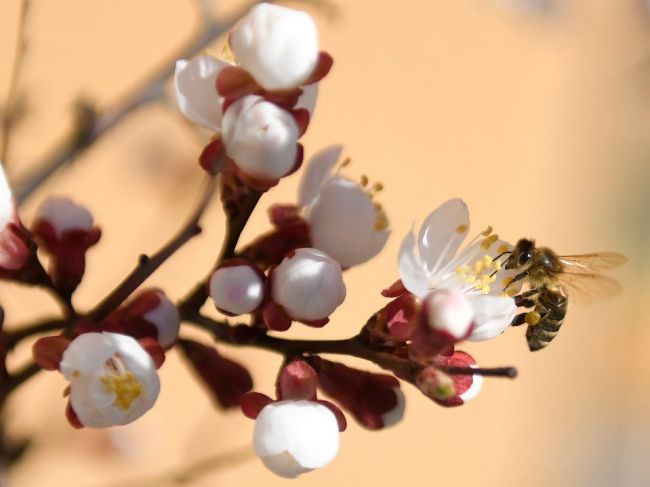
xmin=100 ymin=447 xmax=254 ymax=487
xmin=0 ymin=0 xmax=31 ymax=165
xmin=12 ymin=1 xmax=253 ymax=204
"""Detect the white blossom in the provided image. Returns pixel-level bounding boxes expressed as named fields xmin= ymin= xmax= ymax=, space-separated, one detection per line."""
xmin=272 ymin=248 xmax=346 ymax=322
xmin=254 ymin=400 xmax=339 ymax=478
xmin=143 ymin=292 xmax=180 ymax=348
xmin=298 ymin=146 xmax=390 ymax=268
xmin=59 ymin=332 xmax=160 ymax=428
xmin=36 ymin=196 xmax=94 ymax=237
xmin=174 ymin=55 xmax=229 ymax=131
xmin=209 ymin=264 xmax=265 ymax=315
xmin=222 ymin=95 xmax=299 ymax=179
xmin=399 ymin=198 xmax=521 ymax=342
xmin=230 ymin=3 xmax=319 ymax=91
xmin=0 ymin=164 xmax=13 ymax=231
xmin=425 ymin=289 xmax=475 ymax=340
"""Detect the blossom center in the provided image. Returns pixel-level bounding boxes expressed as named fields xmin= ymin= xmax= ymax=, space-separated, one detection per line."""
xmin=455 ymin=253 xmax=500 ymax=294
xmin=100 ymin=356 xmax=143 ymax=411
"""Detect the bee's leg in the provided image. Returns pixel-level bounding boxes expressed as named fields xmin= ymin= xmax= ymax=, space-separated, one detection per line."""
xmin=515 ymin=297 xmax=535 ymax=307
xmin=511 ymin=313 xmax=528 ymax=326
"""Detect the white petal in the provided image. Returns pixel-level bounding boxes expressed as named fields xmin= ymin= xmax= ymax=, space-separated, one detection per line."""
xmin=222 ymin=95 xmax=298 ymax=179
xmin=209 ymin=264 xmax=265 ymax=315
xmin=398 ymin=230 xmax=429 ymax=298
xmin=418 ymin=198 xmax=469 ymax=274
xmin=0 ymin=163 xmax=14 ymax=230
xmin=254 ymin=400 xmax=339 ymax=478
xmin=143 ymin=292 xmax=180 ymax=348
xmin=60 ymin=333 xmax=118 ymax=379
xmin=307 ymin=177 xmax=389 ymax=268
xmin=230 ymin=3 xmax=319 ymax=90
xmin=298 ymin=145 xmax=342 ymax=208
xmin=296 ymin=83 xmax=318 ymax=118
xmin=486 ymin=240 xmax=523 ymax=297
xmin=272 ymin=248 xmax=346 ymax=321
xmin=466 ymin=295 xmax=517 ymax=341
xmin=459 ymin=368 xmax=483 ymax=402
xmin=174 ymin=55 xmax=228 ymax=131
xmin=36 ymin=196 xmax=94 ymax=237
xmin=381 ymin=387 xmax=405 ymax=428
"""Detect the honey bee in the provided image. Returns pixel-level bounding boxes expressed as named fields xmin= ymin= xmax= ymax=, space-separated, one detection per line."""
xmin=503 ymin=239 xmax=626 ymax=351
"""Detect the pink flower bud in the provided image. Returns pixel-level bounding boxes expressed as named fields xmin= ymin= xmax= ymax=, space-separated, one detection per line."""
xmin=208 ymin=260 xmax=265 ymax=315
xmin=315 ymin=359 xmax=404 ymax=430
xmin=33 ymin=196 xmax=101 ymax=293
xmin=425 ymin=289 xmax=475 ymax=340
xmin=253 ymin=400 xmax=339 ymax=478
xmin=277 ymin=360 xmax=318 ymax=401
xmin=416 ymin=351 xmax=483 ymax=407
xmin=230 ymin=3 xmax=319 ymax=91
xmin=0 ymin=165 xmax=30 ymax=273
xmin=180 ymin=339 xmax=253 ymax=409
xmin=222 ymin=95 xmax=299 ymax=180
xmin=119 ymin=289 xmax=180 ymax=349
xmin=271 ymin=248 xmax=346 ymax=322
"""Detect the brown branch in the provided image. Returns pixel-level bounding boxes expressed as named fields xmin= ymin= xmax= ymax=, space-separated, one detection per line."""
xmin=0 ymin=0 xmax=31 ymax=164
xmin=183 ymin=313 xmax=518 ymax=383
xmin=179 ymin=190 xmax=262 ymax=316
xmin=89 ymin=175 xmax=217 ymax=322
xmin=5 ymin=317 xmax=66 ymax=349
xmin=13 ymin=1 xmax=257 ymax=204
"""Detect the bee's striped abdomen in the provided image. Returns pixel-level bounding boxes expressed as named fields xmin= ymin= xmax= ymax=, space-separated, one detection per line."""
xmin=526 ymin=286 xmax=568 ymax=352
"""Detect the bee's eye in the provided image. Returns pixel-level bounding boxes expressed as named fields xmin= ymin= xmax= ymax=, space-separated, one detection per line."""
xmin=518 ymin=251 xmax=533 ymax=266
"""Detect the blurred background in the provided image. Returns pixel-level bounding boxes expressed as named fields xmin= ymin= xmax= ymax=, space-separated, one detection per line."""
xmin=0 ymin=0 xmax=649 ymax=485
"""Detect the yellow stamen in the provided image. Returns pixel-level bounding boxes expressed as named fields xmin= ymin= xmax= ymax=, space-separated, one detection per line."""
xmin=480 ymin=234 xmax=499 ymax=250
xmin=481 ymin=225 xmax=493 ymax=237
xmin=102 ymin=371 xmax=143 ymax=411
xmin=456 ymin=224 xmax=468 ymax=234
xmin=497 ymin=244 xmax=510 ymax=254
xmin=360 ymin=175 xmax=369 ymax=187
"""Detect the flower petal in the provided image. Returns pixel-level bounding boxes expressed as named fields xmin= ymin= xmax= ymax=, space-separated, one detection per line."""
xmin=466 ymin=295 xmax=516 ymax=341
xmin=418 ymin=198 xmax=469 ymax=274
xmin=296 ymin=83 xmax=318 ymax=118
xmin=0 ymin=164 xmax=14 ymax=229
xmin=398 ymin=229 xmax=430 ymax=298
xmin=298 ymin=145 xmax=342 ymax=208
xmin=174 ymin=55 xmax=229 ymax=131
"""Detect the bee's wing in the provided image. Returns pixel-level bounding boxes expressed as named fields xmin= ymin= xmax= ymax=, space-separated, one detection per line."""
xmin=559 ymin=252 xmax=627 ymax=273
xmin=558 ymin=272 xmax=622 ymax=306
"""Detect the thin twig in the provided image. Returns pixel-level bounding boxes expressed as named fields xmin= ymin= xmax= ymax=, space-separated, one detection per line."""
xmin=5 ymin=317 xmax=66 ymax=349
xmin=13 ymin=1 xmax=257 ymax=204
xmin=88 ymin=176 xmax=217 ymax=322
xmin=0 ymin=0 xmax=31 ymax=164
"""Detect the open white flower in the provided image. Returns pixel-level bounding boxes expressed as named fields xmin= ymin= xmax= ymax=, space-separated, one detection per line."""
xmin=230 ymin=3 xmax=319 ymax=91
xmin=254 ymin=400 xmax=339 ymax=478
xmin=174 ymin=55 xmax=230 ymax=131
xmin=59 ymin=332 xmax=160 ymax=428
xmin=298 ymin=146 xmax=390 ymax=268
xmin=272 ymin=248 xmax=346 ymax=322
xmin=222 ymin=95 xmax=299 ymax=180
xmin=399 ymin=198 xmax=521 ymax=342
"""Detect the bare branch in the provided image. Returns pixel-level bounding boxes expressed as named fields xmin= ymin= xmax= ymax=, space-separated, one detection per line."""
xmin=0 ymin=0 xmax=31 ymax=164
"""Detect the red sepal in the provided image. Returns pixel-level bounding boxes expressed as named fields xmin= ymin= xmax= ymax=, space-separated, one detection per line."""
xmin=262 ymin=301 xmax=292 ymax=331
xmin=316 ymin=399 xmax=347 ymax=432
xmin=199 ymin=138 xmax=226 ymax=174
xmin=65 ymin=401 xmax=84 ymax=429
xmin=32 ymin=335 xmax=71 ymax=371
xmin=277 ymin=360 xmax=318 ymax=401
xmin=240 ymin=392 xmax=274 ymax=419
xmin=304 ymin=52 xmax=334 ymax=85
xmin=138 ymin=338 xmax=165 ymax=369
xmin=381 ymin=279 xmax=407 ymax=298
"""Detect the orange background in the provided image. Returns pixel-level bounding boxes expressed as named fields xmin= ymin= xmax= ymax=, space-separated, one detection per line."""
xmin=0 ymin=1 xmax=649 ymax=486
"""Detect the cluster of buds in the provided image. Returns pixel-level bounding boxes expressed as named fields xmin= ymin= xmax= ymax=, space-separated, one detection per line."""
xmin=0 ymin=2 xmax=552 ymax=481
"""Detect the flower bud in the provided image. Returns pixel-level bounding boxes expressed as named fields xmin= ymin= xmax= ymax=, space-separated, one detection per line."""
xmin=222 ymin=95 xmax=299 ymax=180
xmin=277 ymin=360 xmax=318 ymax=401
xmin=425 ymin=289 xmax=475 ymax=341
xmin=271 ymin=248 xmax=346 ymax=322
xmin=253 ymin=400 xmax=339 ymax=478
xmin=59 ymin=332 xmax=160 ymax=428
xmin=208 ymin=260 xmax=265 ymax=315
xmin=180 ymin=339 xmax=253 ymax=409
xmin=417 ymin=351 xmax=483 ymax=407
xmin=119 ymin=290 xmax=180 ymax=349
xmin=230 ymin=3 xmax=319 ymax=91
xmin=174 ymin=55 xmax=229 ymax=131
xmin=0 ymin=164 xmax=30 ymax=273
xmin=33 ymin=196 xmax=101 ymax=293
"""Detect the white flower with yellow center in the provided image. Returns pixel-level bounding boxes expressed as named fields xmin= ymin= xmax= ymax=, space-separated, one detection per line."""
xmin=399 ymin=198 xmax=522 ymax=341
xmin=60 ymin=332 xmax=160 ymax=428
xmin=298 ymin=146 xmax=390 ymax=268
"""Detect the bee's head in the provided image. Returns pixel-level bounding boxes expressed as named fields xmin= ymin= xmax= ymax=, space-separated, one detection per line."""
xmin=505 ymin=238 xmax=535 ymax=270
